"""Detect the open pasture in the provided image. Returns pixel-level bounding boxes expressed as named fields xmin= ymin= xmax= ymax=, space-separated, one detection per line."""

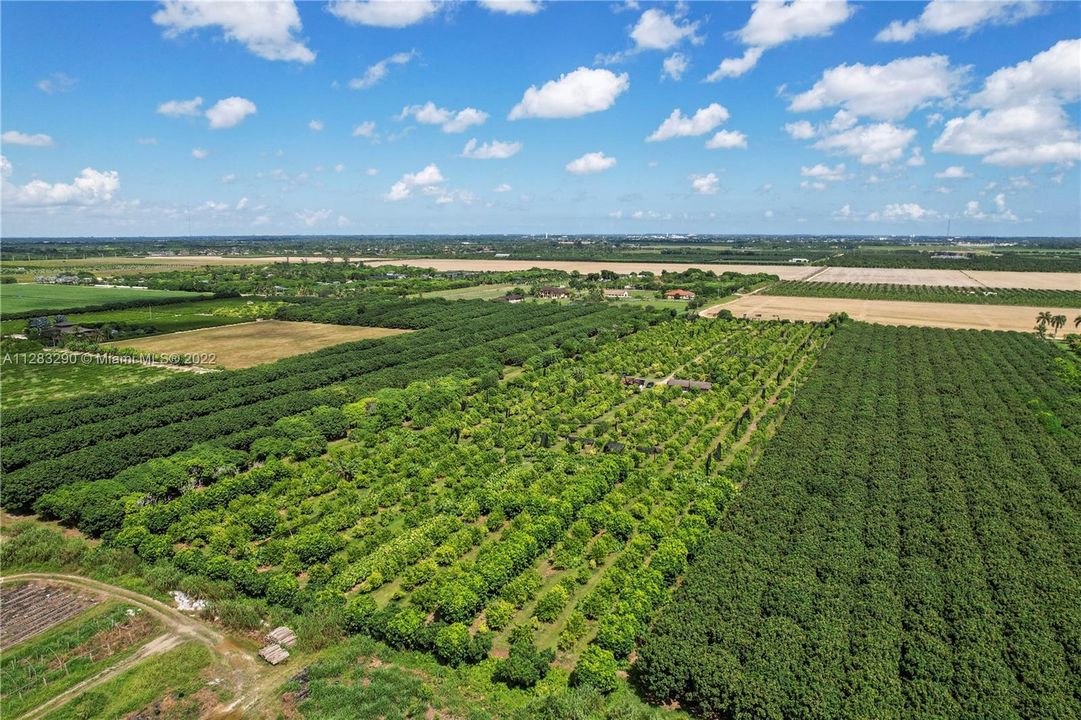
xmin=106 ymin=320 xmax=411 ymax=369
xmin=0 ymin=284 xmax=206 ymax=316
xmin=707 ymin=294 xmax=1079 ymax=332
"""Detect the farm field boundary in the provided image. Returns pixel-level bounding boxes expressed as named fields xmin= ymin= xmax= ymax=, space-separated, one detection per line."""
xmin=762 ymin=281 xmax=1081 ymax=307
xmin=104 ymin=320 xmax=411 ymax=369
xmin=636 ymin=323 xmax=1080 ymax=718
xmin=704 ymin=294 xmax=1079 ymax=332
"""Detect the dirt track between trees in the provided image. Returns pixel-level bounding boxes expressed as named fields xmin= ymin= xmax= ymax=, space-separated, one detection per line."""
xmin=0 ymin=573 xmax=270 ymax=720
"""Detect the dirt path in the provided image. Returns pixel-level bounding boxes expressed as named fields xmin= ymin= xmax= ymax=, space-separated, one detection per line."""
xmin=15 ymin=633 xmax=183 ymax=720
xmin=0 ymin=574 xmax=265 ymax=719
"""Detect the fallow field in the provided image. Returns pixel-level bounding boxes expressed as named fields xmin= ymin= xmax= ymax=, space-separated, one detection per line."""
xmin=104 ymin=320 xmax=411 ymax=369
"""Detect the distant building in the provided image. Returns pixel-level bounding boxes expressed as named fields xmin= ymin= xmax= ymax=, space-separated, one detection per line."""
xmin=537 ymin=286 xmax=571 ymax=299
xmin=666 ymin=378 xmax=712 ymax=391
xmin=603 ymin=289 xmax=630 ymax=299
xmin=39 ymin=321 xmax=102 ymax=345
xmin=495 ymin=293 xmax=524 ymax=303
xmin=664 ymin=289 xmax=696 ymax=300
xmin=788 ymin=257 xmax=810 ymax=264
xmin=494 ymin=253 xmax=511 ymax=258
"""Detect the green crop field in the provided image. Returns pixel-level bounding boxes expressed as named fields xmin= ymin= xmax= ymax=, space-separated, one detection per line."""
xmin=0 ymin=284 xmax=207 ymax=315
xmin=763 ymin=280 xmax=1081 ymax=307
xmin=2 ymin=292 xmax=1077 ymax=719
xmin=0 ymin=353 xmax=176 ymax=409
xmin=637 ymin=324 xmax=1080 ymax=719
xmin=0 ymin=297 xmax=280 ymax=338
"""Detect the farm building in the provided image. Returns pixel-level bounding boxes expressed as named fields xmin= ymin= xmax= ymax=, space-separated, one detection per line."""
xmin=667 ymin=378 xmax=712 ymax=391
xmin=664 ymin=289 xmax=696 ymax=300
xmin=537 ymin=286 xmax=571 ymax=299
xmin=495 ymin=293 xmax=524 ymax=303
xmin=39 ymin=321 xmax=102 ymax=345
xmin=788 ymin=257 xmax=810 ymax=264
xmin=604 ymin=289 xmax=630 ymax=299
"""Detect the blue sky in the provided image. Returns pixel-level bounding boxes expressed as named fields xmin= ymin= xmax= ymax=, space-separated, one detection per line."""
xmin=2 ymin=0 xmax=1079 ymax=237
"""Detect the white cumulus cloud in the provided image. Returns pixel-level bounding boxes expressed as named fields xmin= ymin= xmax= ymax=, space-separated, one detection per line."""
xmin=353 ymin=121 xmax=377 ymax=138
xmin=205 ymin=96 xmax=257 ymax=129
xmin=192 ymin=148 xmax=209 ymax=159
xmin=479 ymin=0 xmax=542 ymax=14
xmin=646 ymin=103 xmax=730 ymax=142
xmin=706 ymin=130 xmax=747 ymax=149
xmin=662 ymin=53 xmax=689 ymax=81
xmin=385 ymin=163 xmax=445 ymax=201
xmin=461 ymin=138 xmax=522 ymax=159
xmin=157 ymin=96 xmax=204 ymax=117
xmin=934 ymin=165 xmax=971 ymax=179
xmin=690 ymin=172 xmax=720 ymax=194
xmin=877 ymin=0 xmax=1043 ymax=42
xmin=706 ymin=47 xmax=765 ymax=81
xmin=801 ymin=162 xmax=847 ymax=181
xmin=152 ymin=0 xmax=314 ymax=63
xmin=328 ymin=0 xmax=439 ymax=27
xmin=630 ymin=8 xmax=701 ymax=50
xmin=398 ymin=102 xmax=488 ymax=133
xmin=566 ymin=151 xmax=617 ymax=175
xmin=349 ymin=50 xmax=416 ymax=89
xmin=933 ymin=40 xmax=1081 ymax=167
xmin=509 ymin=67 xmax=629 ymax=120
xmin=813 ymin=123 xmax=917 ymax=165
xmin=2 ymin=160 xmax=120 ymax=207
xmin=2 ymin=131 xmax=54 ymax=147
xmin=309 ymin=119 xmax=324 ymax=132
xmin=789 ymin=55 xmax=964 ymax=121
xmin=739 ymin=0 xmax=854 ymax=47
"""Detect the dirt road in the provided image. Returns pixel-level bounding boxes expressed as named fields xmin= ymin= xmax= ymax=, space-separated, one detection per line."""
xmin=701 ymin=295 xmax=1079 ymax=332
xmin=1 ymin=573 xmax=264 ymax=720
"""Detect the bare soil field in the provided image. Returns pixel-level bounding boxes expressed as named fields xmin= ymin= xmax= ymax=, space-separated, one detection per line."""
xmin=703 ymin=295 xmax=1078 ymax=332
xmin=106 ymin=320 xmax=410 ymax=369
xmin=806 ymin=266 xmax=1081 ymax=290
xmin=0 ymin=582 xmax=99 ymax=650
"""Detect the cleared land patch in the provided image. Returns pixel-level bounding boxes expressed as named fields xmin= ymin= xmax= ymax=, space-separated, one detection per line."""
xmin=105 ymin=320 xmax=411 ymax=369
xmin=806 ymin=266 xmax=1080 ymax=290
xmin=0 ymin=284 xmax=205 ymax=315
xmin=0 ymin=582 xmax=99 ymax=650
xmin=706 ymin=295 xmax=1079 ymax=332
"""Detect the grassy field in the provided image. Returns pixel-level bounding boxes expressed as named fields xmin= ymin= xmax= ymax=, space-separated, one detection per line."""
xmin=0 ymin=284 xmax=206 ymax=315
xmin=42 ymin=641 xmax=215 ymax=720
xmin=0 ymin=255 xmax=321 ymax=282
xmin=106 ymin=320 xmax=411 ymax=368
xmin=1 ymin=602 xmax=161 ymax=718
xmin=1 ymin=352 xmax=176 ymax=409
xmin=1 ymin=298 xmax=284 ymax=338
xmin=420 ymin=283 xmax=521 ymax=300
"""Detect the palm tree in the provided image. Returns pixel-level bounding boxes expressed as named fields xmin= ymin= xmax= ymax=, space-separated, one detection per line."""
xmin=1036 ymin=311 xmax=1052 ymax=337
xmin=1050 ymin=314 xmax=1067 ymax=338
